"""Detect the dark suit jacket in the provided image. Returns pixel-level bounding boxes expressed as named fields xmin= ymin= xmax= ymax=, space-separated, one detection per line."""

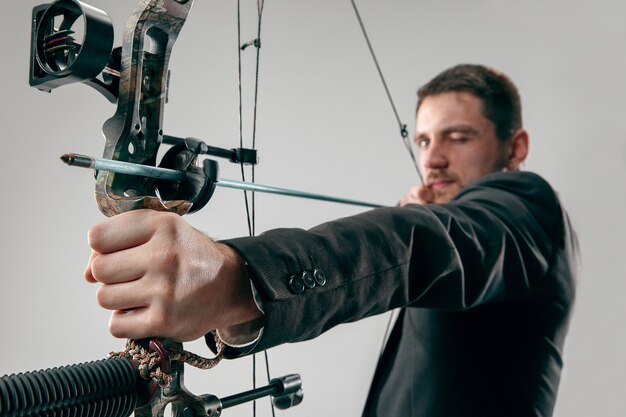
xmin=215 ymin=171 xmax=578 ymax=417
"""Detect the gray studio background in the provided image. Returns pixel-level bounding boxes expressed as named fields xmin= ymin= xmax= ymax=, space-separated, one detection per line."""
xmin=1 ymin=1 xmax=625 ymax=416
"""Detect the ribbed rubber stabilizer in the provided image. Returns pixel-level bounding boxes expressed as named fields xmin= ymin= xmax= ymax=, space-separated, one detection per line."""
xmin=0 ymin=357 xmax=137 ymax=417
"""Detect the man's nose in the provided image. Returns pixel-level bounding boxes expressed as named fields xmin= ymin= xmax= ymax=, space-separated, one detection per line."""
xmin=422 ymin=140 xmax=448 ymax=169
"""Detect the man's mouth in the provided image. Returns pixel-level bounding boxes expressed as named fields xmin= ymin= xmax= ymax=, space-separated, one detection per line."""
xmin=429 ymin=179 xmax=455 ymax=190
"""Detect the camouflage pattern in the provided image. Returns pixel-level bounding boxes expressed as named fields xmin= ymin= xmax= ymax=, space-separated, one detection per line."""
xmin=98 ymin=0 xmax=195 ymax=217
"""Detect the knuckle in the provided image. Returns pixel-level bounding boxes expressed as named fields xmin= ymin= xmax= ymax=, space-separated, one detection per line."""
xmin=146 ymin=279 xmax=175 ymax=310
xmin=146 ymin=307 xmax=171 ymax=335
xmin=152 ymin=241 xmax=181 ymax=274
xmin=162 ymin=244 xmax=180 ymax=267
xmin=156 ymin=211 xmax=180 ymax=234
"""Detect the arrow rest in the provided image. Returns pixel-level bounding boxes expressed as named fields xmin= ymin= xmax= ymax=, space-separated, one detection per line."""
xmin=155 ymin=144 xmax=219 ymax=214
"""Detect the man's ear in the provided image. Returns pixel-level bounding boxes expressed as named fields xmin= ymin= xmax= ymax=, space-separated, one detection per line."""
xmin=506 ymin=129 xmax=529 ymax=171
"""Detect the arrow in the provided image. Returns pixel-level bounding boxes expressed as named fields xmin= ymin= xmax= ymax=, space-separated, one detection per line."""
xmin=61 ymin=153 xmax=385 ymax=209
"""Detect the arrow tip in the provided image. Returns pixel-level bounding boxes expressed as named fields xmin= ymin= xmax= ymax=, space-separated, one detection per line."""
xmin=60 ymin=153 xmax=74 ymax=165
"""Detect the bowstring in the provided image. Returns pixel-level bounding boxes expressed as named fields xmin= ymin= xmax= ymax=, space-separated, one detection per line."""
xmin=349 ymin=0 xmax=424 ymax=185
xmin=237 ymin=1 xmax=273 ymax=416
xmin=251 ymin=0 xmax=265 ymax=239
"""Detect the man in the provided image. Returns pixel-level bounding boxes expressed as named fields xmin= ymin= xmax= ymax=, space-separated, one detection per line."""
xmin=85 ymin=64 xmax=578 ymax=416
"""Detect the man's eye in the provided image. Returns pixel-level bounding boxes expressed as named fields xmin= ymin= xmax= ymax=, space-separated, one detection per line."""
xmin=450 ymin=136 xmax=468 ymax=142
xmin=416 ymin=138 xmax=430 ymax=148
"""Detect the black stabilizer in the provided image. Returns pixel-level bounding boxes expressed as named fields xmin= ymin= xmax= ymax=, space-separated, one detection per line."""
xmin=0 ymin=357 xmax=138 ymax=417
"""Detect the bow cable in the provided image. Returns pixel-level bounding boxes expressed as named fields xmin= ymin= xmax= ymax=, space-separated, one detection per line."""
xmin=237 ymin=1 xmax=273 ymax=416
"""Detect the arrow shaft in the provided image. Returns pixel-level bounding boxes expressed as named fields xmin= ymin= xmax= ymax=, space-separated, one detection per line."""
xmin=61 ymin=153 xmax=384 ymax=209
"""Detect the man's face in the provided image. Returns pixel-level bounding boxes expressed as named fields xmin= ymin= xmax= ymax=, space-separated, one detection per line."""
xmin=415 ymin=92 xmax=509 ymax=204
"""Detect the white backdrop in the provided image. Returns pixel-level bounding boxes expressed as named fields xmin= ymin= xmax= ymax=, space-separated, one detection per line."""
xmin=1 ymin=1 xmax=625 ymax=416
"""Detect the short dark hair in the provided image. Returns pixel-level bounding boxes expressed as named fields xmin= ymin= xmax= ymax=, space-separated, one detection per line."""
xmin=416 ymin=64 xmax=522 ymax=141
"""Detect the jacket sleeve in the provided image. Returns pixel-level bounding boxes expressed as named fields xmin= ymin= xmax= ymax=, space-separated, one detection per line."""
xmin=214 ymin=171 xmax=564 ymax=355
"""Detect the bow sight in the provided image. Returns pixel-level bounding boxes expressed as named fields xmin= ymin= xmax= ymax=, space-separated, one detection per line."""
xmin=29 ymin=0 xmax=118 ymax=101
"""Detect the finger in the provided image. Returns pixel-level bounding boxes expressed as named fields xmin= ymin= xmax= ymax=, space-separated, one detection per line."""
xmin=417 ymin=185 xmax=435 ymax=204
xmin=84 ymin=250 xmax=99 ymax=283
xmin=88 ymin=209 xmax=163 ymax=254
xmin=108 ymin=308 xmax=155 ymax=340
xmin=108 ymin=304 xmax=172 ymax=340
xmin=89 ymin=249 xmax=146 ymax=285
xmin=96 ymin=279 xmax=150 ymax=311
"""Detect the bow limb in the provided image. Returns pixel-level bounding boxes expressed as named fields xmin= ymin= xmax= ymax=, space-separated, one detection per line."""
xmin=97 ymin=0 xmax=196 ymax=216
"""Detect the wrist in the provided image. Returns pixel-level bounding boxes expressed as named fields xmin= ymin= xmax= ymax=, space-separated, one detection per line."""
xmin=217 ymin=243 xmax=264 ymax=327
xmin=217 ymin=316 xmax=264 ymax=346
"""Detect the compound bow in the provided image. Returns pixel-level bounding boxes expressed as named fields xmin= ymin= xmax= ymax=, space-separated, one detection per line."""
xmin=1 ymin=1 xmax=421 ymax=416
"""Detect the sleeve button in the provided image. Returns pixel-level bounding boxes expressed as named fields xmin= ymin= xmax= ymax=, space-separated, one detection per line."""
xmin=289 ymin=275 xmax=305 ymax=294
xmin=313 ymin=269 xmax=326 ymax=286
xmin=302 ymin=270 xmax=316 ymax=289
